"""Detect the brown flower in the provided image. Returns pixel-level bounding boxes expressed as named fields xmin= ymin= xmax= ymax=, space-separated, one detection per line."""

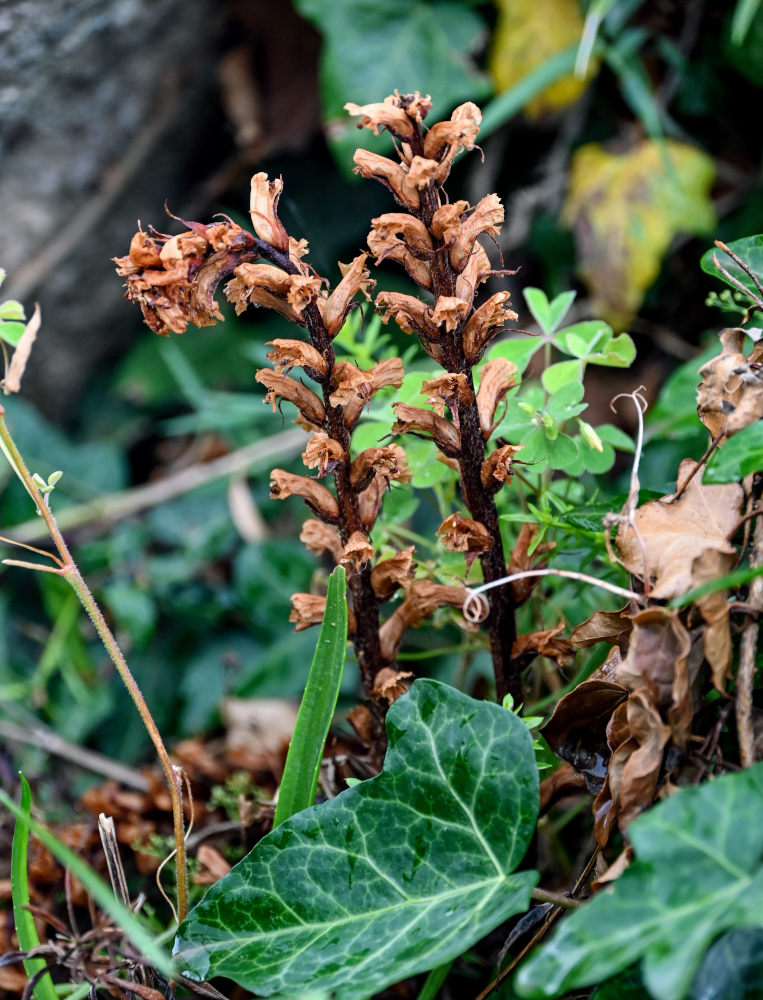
xmin=226 ymin=263 xmax=306 ymax=325
xmin=481 ymin=444 xmax=523 ymax=492
xmin=249 ymin=172 xmax=289 ymax=251
xmin=447 ymin=194 xmax=504 ymax=273
xmin=372 ymin=667 xmax=415 ymax=704
xmin=299 ymin=519 xmax=343 ymax=563
xmin=370 ymin=546 xmax=416 ymax=600
xmin=330 ymin=357 xmax=405 ymax=428
xmin=255 ymin=370 xmax=326 ymax=427
xmin=367 ymin=217 xmax=433 ymax=289
xmin=436 ymin=513 xmax=493 ymax=573
xmin=476 ymin=357 xmax=518 ymax=438
xmin=378 ymin=580 xmax=468 ymax=662
xmin=317 ymin=254 xmax=376 ymax=337
xmin=265 ymin=339 xmax=328 ymax=377
xmin=421 ymin=373 xmax=474 ymax=417
xmin=350 ymin=447 xmax=402 ymax=492
xmin=455 ymin=244 xmax=492 ymax=310
xmin=345 ymin=96 xmax=419 ymax=139
xmin=422 ymin=102 xmax=482 ymax=162
xmin=374 ymin=292 xmax=440 ymax=343
xmin=430 ymin=201 xmax=470 ymax=242
xmin=353 ymin=149 xmax=421 ymax=210
xmin=339 ymin=531 xmax=375 ymax=574
xmin=432 ymin=296 xmax=470 ymax=332
xmin=463 ymin=292 xmax=518 ymax=362
xmin=302 ymin=431 xmax=345 ymax=477
xmin=269 ymin=469 xmax=339 ymax=522
xmin=289 ymin=593 xmax=327 ymax=630
xmin=390 ymin=402 xmax=461 ymax=457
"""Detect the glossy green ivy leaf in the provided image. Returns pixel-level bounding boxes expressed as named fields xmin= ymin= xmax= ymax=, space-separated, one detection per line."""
xmin=689 ymin=928 xmax=763 ymax=1000
xmin=700 ymin=234 xmax=763 ymax=302
xmin=175 ymin=680 xmax=539 ymax=999
xmin=515 ymin=763 xmax=763 ymax=1000
xmin=295 ymin=0 xmax=491 ymax=171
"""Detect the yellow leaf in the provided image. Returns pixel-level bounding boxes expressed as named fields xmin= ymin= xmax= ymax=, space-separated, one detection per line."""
xmin=489 ymin=0 xmax=594 ymax=117
xmin=563 ymin=139 xmax=716 ymax=329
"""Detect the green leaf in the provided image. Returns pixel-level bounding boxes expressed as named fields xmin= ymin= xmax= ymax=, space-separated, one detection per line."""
xmin=541 ymin=360 xmax=581 ymax=393
xmin=486 ymin=335 xmax=543 ymax=375
xmin=0 ymin=299 xmax=25 ymax=321
xmin=689 ymin=928 xmax=763 ymax=999
xmin=10 ymin=774 xmax=58 ymax=1000
xmin=273 ymin=566 xmax=348 ymax=827
xmin=731 ymin=0 xmax=762 ymax=44
xmin=700 ymin=234 xmax=763 ymax=302
xmin=704 ymin=420 xmax=763 ymax=483
xmin=523 ymin=287 xmax=552 ymax=332
xmin=547 ymin=290 xmax=577 ymax=333
xmin=175 ymin=679 xmax=540 ymax=999
xmin=0 ymin=320 xmax=27 ymax=348
xmin=295 ymin=0 xmax=491 ymax=170
xmin=514 ymin=763 xmax=763 ymax=1000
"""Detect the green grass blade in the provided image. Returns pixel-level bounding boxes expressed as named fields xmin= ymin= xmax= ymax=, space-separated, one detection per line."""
xmin=1 ymin=781 xmax=173 ymax=978
xmin=668 ymin=564 xmax=763 ymax=609
xmin=731 ymin=0 xmax=762 ymax=44
xmin=480 ymin=44 xmax=594 ymax=138
xmin=273 ymin=565 xmax=348 ymax=827
xmin=10 ymin=774 xmax=58 ymax=1000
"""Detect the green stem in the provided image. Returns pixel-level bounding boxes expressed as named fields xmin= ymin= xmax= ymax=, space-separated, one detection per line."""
xmin=0 ymin=409 xmax=189 ymax=924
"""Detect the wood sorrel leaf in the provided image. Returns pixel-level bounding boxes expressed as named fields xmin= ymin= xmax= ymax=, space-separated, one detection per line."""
xmin=174 ymin=679 xmax=539 ymax=999
xmin=515 ymin=763 xmax=763 ymax=1000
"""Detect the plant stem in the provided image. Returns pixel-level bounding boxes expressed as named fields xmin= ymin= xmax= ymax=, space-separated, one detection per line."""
xmin=0 ymin=409 xmax=189 ymax=923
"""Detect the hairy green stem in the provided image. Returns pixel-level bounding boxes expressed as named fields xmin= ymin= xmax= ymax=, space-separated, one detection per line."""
xmin=0 ymin=408 xmax=189 ymax=923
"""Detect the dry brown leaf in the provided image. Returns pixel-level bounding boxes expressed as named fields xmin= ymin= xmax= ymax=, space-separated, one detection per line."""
xmin=507 ymin=523 xmax=555 ymax=604
xmin=511 ymin=625 xmax=575 ymax=668
xmin=697 ymin=327 xmax=763 ymax=439
xmin=4 ymin=302 xmax=40 ymax=394
xmin=570 ymin=606 xmax=632 ymax=650
xmin=692 ymin=547 xmax=735 ymax=691
xmin=616 ymin=458 xmax=743 ymax=599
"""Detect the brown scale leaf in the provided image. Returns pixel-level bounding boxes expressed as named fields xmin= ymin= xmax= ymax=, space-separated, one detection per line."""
xmin=697 ymin=327 xmax=763 ymax=439
xmin=616 ymin=458 xmax=743 ymax=599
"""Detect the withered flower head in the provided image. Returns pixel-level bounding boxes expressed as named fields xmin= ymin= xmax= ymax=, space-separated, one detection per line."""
xmin=255 ymin=370 xmax=326 ymax=427
xmin=331 ymin=357 xmax=405 ymax=429
xmin=374 ymin=292 xmax=440 ymax=342
xmin=390 ymin=402 xmax=461 ymax=457
xmin=339 ymin=531 xmax=375 ymax=574
xmin=287 ymin=274 xmax=324 ymax=315
xmin=300 ymin=519 xmax=343 ymax=563
xmin=421 ymin=373 xmax=474 ymax=416
xmin=462 ymin=291 xmax=518 ymax=363
xmin=266 ymin=338 xmax=328 ymax=377
xmin=367 ymin=215 xmax=433 ymax=290
xmin=436 ymin=512 xmax=493 ymax=573
xmin=249 ymin=173 xmax=289 ymax=251
xmin=302 ymin=431 xmax=345 ymax=477
xmin=481 ymin=444 xmax=523 ymax=493
xmin=430 ymin=201 xmax=470 ymax=242
xmin=476 ymin=357 xmax=518 ymax=438
xmin=269 ymin=469 xmax=339 ymax=523
xmin=370 ymin=546 xmax=416 ymax=600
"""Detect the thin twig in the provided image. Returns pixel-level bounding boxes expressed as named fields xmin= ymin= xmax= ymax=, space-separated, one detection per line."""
xmin=0 ymin=717 xmax=149 ymax=791
xmin=530 ymin=887 xmax=583 ymax=909
xmin=4 ymin=428 xmax=306 ymax=545
xmin=715 ymin=240 xmax=763 ymax=303
xmin=737 ymin=509 xmax=763 ymax=767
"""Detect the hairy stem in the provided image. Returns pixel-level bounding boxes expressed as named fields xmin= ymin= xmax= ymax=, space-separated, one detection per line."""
xmin=0 ymin=409 xmax=190 ymax=923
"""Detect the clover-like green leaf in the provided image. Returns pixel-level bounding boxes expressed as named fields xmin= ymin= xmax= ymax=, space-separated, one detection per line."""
xmin=174 ymin=680 xmax=539 ymax=999
xmin=515 ymin=763 xmax=763 ymax=1000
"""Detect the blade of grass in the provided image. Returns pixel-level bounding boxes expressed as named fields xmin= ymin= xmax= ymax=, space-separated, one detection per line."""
xmin=10 ymin=774 xmax=58 ymax=1000
xmin=273 ymin=566 xmax=348 ymax=827
xmin=416 ymin=960 xmax=454 ymax=1000
xmin=1 ymin=780 xmax=173 ymax=978
xmin=668 ymin=564 xmax=763 ymax=609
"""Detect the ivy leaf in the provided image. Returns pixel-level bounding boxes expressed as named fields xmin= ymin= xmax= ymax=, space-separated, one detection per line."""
xmin=514 ymin=763 xmax=763 ymax=1000
xmin=564 ymin=140 xmax=715 ymax=328
xmin=175 ymin=679 xmax=539 ymax=999
xmin=295 ymin=0 xmax=491 ymax=171
xmin=700 ymin=234 xmax=763 ymax=303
